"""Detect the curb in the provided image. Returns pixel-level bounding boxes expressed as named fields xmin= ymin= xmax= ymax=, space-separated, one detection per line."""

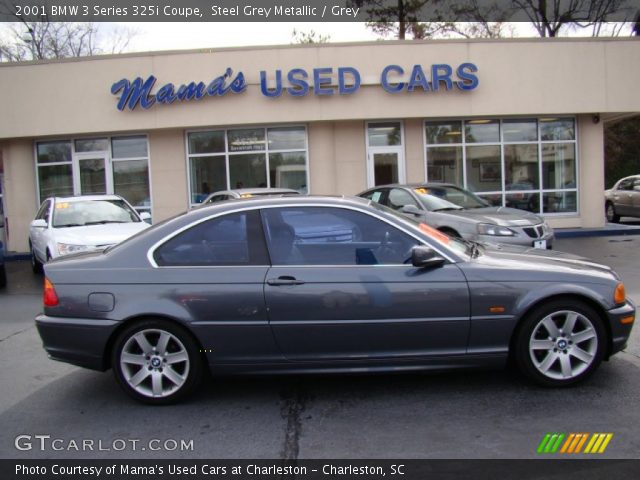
xmin=556 ymin=226 xmax=640 ymax=238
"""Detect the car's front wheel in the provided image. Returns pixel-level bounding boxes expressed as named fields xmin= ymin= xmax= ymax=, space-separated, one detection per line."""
xmin=514 ymin=300 xmax=606 ymax=387
xmin=605 ymin=202 xmax=620 ymax=223
xmin=112 ymin=319 xmax=203 ymax=404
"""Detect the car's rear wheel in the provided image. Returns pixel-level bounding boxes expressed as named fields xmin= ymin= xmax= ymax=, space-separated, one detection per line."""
xmin=515 ymin=300 xmax=606 ymax=387
xmin=112 ymin=319 xmax=203 ymax=404
xmin=605 ymin=202 xmax=620 ymax=223
xmin=30 ymin=243 xmax=43 ymax=274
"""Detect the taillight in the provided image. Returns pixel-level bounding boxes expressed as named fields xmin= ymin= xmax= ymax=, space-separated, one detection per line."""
xmin=43 ymin=277 xmax=59 ymax=307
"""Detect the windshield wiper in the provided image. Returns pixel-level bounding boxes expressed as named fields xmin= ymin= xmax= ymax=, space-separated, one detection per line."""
xmin=55 ymin=223 xmax=83 ymax=228
xmin=84 ymin=220 xmax=128 ymax=225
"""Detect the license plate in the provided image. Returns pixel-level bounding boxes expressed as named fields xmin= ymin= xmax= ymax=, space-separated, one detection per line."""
xmin=533 ymin=240 xmax=547 ymax=249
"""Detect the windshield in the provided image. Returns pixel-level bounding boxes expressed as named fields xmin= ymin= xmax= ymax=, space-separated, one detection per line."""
xmin=53 ymin=199 xmax=140 ymax=228
xmin=368 ymin=201 xmax=469 ymax=257
xmin=414 ymin=186 xmax=489 ymax=210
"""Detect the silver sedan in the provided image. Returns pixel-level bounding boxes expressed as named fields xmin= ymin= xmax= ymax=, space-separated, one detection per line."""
xmin=359 ymin=184 xmax=554 ymax=249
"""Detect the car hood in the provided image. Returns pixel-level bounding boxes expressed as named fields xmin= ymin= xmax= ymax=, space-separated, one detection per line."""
xmin=468 ymin=242 xmax=616 ymax=281
xmin=442 ymin=207 xmax=543 ymax=226
xmin=53 ymin=222 xmax=149 ymax=246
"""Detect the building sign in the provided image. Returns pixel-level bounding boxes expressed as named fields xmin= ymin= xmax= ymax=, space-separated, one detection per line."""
xmin=111 ymin=63 xmax=478 ymax=111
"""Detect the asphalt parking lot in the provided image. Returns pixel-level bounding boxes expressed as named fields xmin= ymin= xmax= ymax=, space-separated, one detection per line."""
xmin=0 ymin=235 xmax=639 ymax=460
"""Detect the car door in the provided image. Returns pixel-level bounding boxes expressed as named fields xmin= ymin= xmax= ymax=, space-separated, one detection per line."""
xmin=613 ymin=178 xmax=633 ymax=216
xmin=632 ymin=178 xmax=640 ymax=218
xmin=150 ymin=209 xmax=281 ymax=364
xmin=31 ymin=200 xmax=51 ymax=261
xmin=262 ymin=206 xmax=470 ymax=361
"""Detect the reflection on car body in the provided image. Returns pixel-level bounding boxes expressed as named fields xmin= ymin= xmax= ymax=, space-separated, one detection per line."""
xmin=35 ymin=196 xmax=635 ymax=404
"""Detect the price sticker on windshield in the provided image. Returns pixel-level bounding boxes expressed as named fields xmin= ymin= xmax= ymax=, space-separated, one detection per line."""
xmin=414 ymin=188 xmax=429 ymax=195
xmin=55 ymin=203 xmax=70 ymax=209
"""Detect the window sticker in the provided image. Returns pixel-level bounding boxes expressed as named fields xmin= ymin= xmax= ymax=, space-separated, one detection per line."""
xmin=55 ymin=203 xmax=70 ymax=210
xmin=371 ymin=191 xmax=382 ymax=202
xmin=414 ymin=188 xmax=429 ymax=195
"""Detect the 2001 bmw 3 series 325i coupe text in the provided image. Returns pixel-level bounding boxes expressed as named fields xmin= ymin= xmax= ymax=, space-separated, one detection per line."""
xmin=35 ymin=196 xmax=635 ymax=404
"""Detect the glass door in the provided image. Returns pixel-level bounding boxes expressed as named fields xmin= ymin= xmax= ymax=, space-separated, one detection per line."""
xmin=74 ymin=154 xmax=111 ymax=195
xmin=366 ymin=121 xmax=405 ymax=188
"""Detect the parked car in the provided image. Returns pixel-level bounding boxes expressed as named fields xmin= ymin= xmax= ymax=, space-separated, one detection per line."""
xmin=29 ymin=195 xmax=151 ymax=272
xmin=201 ymin=188 xmax=300 ymax=205
xmin=605 ymin=174 xmax=640 ymax=223
xmin=0 ymin=240 xmax=6 ymax=288
xmin=359 ymin=183 xmax=554 ymax=249
xmin=36 ymin=196 xmax=634 ymax=404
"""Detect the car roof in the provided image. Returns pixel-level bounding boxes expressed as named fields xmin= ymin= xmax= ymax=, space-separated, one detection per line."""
xmin=49 ymin=194 xmax=124 ymax=202
xmin=211 ymin=188 xmax=300 ymax=195
xmin=361 ymin=183 xmax=460 ymax=192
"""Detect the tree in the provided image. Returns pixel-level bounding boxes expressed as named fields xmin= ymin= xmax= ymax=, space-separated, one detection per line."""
xmin=291 ymin=28 xmax=331 ymax=44
xmin=510 ymin=0 xmax=628 ymax=37
xmin=604 ymin=115 xmax=640 ymax=188
xmin=0 ymin=21 xmax=137 ymax=62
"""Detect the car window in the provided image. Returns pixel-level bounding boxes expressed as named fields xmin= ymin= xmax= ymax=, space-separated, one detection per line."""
xmin=207 ymin=195 xmax=228 ymax=204
xmin=35 ymin=201 xmax=51 ymax=223
xmin=416 ymin=186 xmax=487 ymax=209
xmin=262 ymin=207 xmax=420 ymax=266
xmin=53 ymin=199 xmax=139 ymax=227
xmin=154 ymin=210 xmax=268 ymax=267
xmin=360 ymin=189 xmax=383 ymax=203
xmin=387 ymin=189 xmax=420 ymax=211
xmin=618 ymin=179 xmax=633 ymax=191
xmin=633 ymin=178 xmax=640 ymax=191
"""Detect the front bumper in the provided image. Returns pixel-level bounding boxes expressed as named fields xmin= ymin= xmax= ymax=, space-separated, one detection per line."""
xmin=35 ymin=314 xmax=119 ymax=371
xmin=606 ymin=300 xmax=636 ymax=356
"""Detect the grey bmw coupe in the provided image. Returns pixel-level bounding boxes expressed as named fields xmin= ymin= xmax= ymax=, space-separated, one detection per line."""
xmin=35 ymin=196 xmax=635 ymax=404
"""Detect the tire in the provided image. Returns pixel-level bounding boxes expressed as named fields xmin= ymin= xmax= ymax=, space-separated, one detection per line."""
xmin=439 ymin=228 xmax=461 ymax=238
xmin=605 ymin=202 xmax=620 ymax=223
xmin=0 ymin=264 xmax=6 ymax=288
xmin=514 ymin=300 xmax=606 ymax=387
xmin=111 ymin=319 xmax=203 ymax=405
xmin=30 ymin=243 xmax=43 ymax=274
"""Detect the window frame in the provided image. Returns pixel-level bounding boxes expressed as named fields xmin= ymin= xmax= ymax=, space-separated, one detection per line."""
xmin=185 ymin=124 xmax=310 ymax=208
xmin=423 ymin=116 xmax=579 ymax=217
xmin=33 ymin=134 xmax=152 ymax=218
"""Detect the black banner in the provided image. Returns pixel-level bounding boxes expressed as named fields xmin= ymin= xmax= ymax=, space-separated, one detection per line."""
xmin=1 ymin=0 xmax=639 ymax=22
xmin=3 ymin=459 xmax=640 ymax=480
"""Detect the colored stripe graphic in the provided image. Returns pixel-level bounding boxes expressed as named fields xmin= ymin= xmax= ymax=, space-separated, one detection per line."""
xmin=541 ymin=433 xmax=614 ymax=454
xmin=537 ymin=433 xmax=565 ymax=453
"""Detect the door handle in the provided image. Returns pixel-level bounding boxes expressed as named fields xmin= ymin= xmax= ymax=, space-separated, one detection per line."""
xmin=267 ymin=276 xmax=305 ymax=286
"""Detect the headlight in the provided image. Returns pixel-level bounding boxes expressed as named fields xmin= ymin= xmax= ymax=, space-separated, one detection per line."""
xmin=477 ymin=223 xmax=516 ymax=236
xmin=57 ymin=243 xmax=90 ymax=256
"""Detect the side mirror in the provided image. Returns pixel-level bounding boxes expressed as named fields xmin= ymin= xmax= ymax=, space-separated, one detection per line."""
xmin=31 ymin=219 xmax=47 ymax=229
xmin=401 ymin=204 xmax=423 ymax=216
xmin=139 ymin=212 xmax=152 ymax=221
xmin=411 ymin=246 xmax=446 ymax=269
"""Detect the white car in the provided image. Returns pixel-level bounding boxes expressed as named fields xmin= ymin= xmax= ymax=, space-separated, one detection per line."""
xmin=29 ymin=194 xmax=151 ymax=272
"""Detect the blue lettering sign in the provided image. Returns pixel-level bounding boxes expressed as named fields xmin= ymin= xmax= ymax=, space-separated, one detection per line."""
xmin=456 ymin=63 xmax=479 ymax=90
xmin=287 ymin=69 xmax=309 ymax=97
xmin=260 ymin=70 xmax=283 ymax=97
xmin=313 ymin=67 xmax=334 ymax=95
xmin=381 ymin=65 xmax=405 ymax=93
xmin=338 ymin=67 xmax=360 ymax=95
xmin=111 ymin=68 xmax=246 ymax=111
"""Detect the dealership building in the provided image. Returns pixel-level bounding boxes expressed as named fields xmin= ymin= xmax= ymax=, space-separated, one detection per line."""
xmin=0 ymin=37 xmax=639 ymax=253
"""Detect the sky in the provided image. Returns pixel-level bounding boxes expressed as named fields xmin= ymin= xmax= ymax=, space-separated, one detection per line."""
xmin=117 ymin=22 xmax=379 ymax=52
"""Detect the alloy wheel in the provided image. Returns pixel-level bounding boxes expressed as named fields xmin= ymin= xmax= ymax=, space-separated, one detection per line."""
xmin=528 ymin=310 xmax=598 ymax=381
xmin=119 ymin=329 xmax=190 ymax=398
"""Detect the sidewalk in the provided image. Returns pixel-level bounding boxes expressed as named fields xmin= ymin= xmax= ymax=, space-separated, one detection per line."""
xmin=555 ymin=220 xmax=640 ymax=238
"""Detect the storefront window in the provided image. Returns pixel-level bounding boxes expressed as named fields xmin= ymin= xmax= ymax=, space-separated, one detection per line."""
xmin=187 ymin=126 xmax=309 ymax=205
xmin=36 ymin=136 xmax=151 ymax=216
xmin=426 ymin=146 xmax=463 ymax=184
xmin=465 ymin=120 xmax=499 ymax=143
xmin=37 ymin=164 xmax=73 ymax=199
xmin=112 ymin=136 xmax=148 ymax=159
xmin=465 ymin=145 xmax=502 ymax=193
xmin=113 ymin=160 xmax=150 ymax=208
xmin=424 ymin=117 xmax=578 ymax=215
xmin=425 ymin=121 xmax=462 ymax=144
xmin=367 ymin=122 xmax=402 ymax=147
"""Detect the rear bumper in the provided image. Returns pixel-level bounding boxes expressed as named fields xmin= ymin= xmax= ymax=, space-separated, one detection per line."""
xmin=606 ymin=300 xmax=636 ymax=356
xmin=35 ymin=314 xmax=119 ymax=371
